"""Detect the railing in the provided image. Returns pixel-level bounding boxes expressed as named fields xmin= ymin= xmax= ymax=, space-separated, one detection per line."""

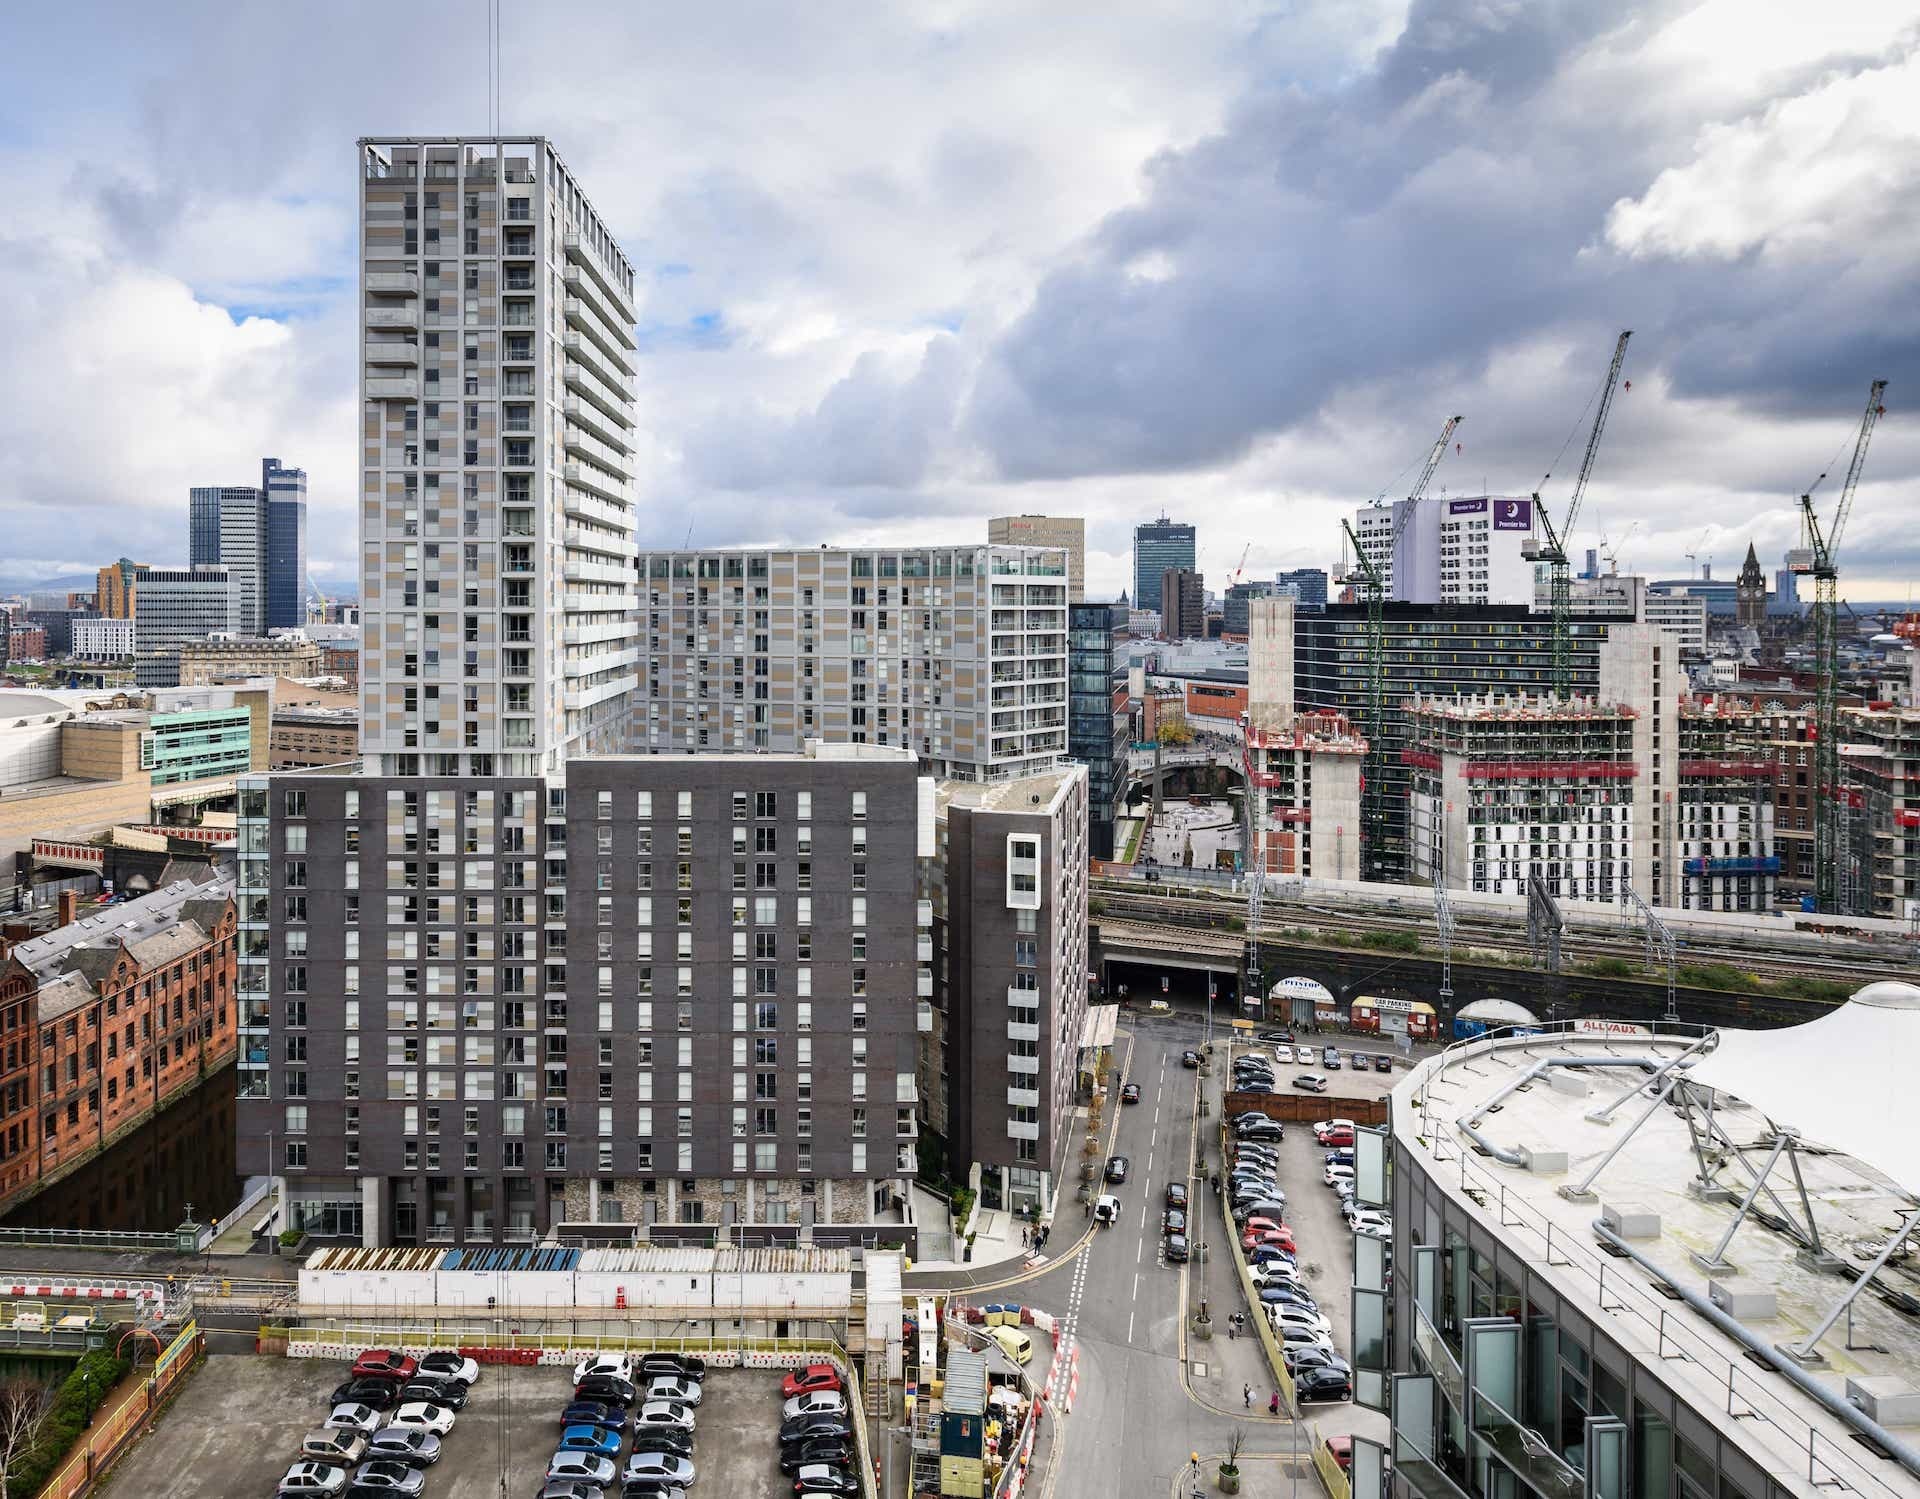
xmin=1408 ymin=1027 xmax=1909 ymax=1499
xmin=0 ymin=1225 xmax=180 ymax=1253
xmin=42 ymin=1322 xmax=203 ymax=1499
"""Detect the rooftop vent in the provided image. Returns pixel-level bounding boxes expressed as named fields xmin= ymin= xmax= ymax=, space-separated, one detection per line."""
xmin=1848 ymin=1378 xmax=1920 ymax=1426
xmin=1708 ymin=1280 xmax=1777 ymax=1321
xmin=1599 ymin=1201 xmax=1660 ymax=1240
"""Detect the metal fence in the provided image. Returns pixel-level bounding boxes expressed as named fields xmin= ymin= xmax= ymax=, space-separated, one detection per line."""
xmin=42 ymin=1320 xmax=203 ymax=1499
xmin=0 ymin=1225 xmax=179 ymax=1253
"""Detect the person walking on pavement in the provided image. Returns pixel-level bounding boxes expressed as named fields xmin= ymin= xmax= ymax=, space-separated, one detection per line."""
xmin=1269 ymin=1391 xmax=1280 ymax=1417
xmin=1243 ymin=1384 xmax=1252 ymax=1410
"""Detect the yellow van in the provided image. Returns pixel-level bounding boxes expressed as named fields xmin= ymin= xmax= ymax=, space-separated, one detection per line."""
xmin=990 ymin=1325 xmax=1034 ymax=1365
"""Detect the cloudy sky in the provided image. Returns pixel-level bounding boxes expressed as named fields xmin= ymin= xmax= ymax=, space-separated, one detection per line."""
xmin=2 ymin=0 xmax=1916 ymax=600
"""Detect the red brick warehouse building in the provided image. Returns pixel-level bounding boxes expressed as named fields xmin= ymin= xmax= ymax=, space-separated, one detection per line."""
xmin=0 ymin=877 xmax=237 ymax=1217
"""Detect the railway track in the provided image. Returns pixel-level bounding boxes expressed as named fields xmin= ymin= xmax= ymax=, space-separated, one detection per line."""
xmin=1089 ymin=881 xmax=1917 ymax=986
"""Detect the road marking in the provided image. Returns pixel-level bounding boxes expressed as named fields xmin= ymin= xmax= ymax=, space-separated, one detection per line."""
xmin=1136 ymin=1239 xmax=1142 ymax=1264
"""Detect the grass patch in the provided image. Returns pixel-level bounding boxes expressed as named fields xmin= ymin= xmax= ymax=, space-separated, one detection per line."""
xmin=1359 ymin=930 xmax=1421 ymax=953
xmin=1577 ymin=956 xmax=1638 ymax=979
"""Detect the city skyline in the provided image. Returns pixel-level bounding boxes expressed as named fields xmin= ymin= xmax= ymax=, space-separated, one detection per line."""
xmin=1 ymin=4 xmax=1917 ymax=600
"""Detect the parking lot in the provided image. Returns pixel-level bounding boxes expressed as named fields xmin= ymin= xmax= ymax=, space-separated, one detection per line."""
xmin=103 ymin=1352 xmax=799 ymax=1496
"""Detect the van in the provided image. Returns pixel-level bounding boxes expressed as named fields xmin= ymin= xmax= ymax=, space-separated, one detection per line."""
xmin=989 ymin=1326 xmax=1034 ymax=1366
xmin=1148 ymin=1000 xmax=1172 ymax=1016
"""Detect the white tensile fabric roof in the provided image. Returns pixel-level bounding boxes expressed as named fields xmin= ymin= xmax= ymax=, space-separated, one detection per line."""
xmin=1688 ymin=982 xmax=1920 ymax=1195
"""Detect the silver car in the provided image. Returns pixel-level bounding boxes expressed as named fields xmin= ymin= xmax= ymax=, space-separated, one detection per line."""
xmin=349 ymin=1459 xmax=425 ymax=1496
xmin=546 ymin=1451 xmax=617 ymax=1487
xmin=624 ymin=1451 xmax=698 ymax=1487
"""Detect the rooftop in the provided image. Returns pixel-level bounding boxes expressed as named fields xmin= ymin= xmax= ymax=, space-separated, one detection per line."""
xmin=1400 ymin=1014 xmax=1920 ymax=1499
xmin=936 ymin=763 xmax=1081 ymax=817
xmin=9 ymin=874 xmax=231 ymax=985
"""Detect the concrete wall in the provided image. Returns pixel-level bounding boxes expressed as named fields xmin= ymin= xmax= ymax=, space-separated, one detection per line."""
xmin=1248 ymin=597 xmax=1296 ymax=718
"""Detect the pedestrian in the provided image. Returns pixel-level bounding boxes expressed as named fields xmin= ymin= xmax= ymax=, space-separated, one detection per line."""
xmin=1228 ymin=1319 xmax=1237 ymax=1341
xmin=1210 ymin=1172 xmax=1220 ymax=1195
xmin=1269 ymin=1391 xmax=1280 ymax=1417
xmin=1022 ymin=1225 xmax=1031 ymax=1249
xmin=1243 ymin=1384 xmax=1252 ymax=1410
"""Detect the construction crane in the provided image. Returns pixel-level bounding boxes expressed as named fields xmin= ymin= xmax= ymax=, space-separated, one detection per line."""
xmin=1598 ymin=519 xmax=1638 ymax=576
xmin=1790 ymin=378 xmax=1889 ymax=914
xmin=1526 ymin=330 xmax=1631 ymax=699
xmin=1339 ymin=414 xmax=1463 ymax=880
xmin=1685 ymin=531 xmax=1709 ymax=579
xmin=1229 ymin=542 xmax=1251 ymax=589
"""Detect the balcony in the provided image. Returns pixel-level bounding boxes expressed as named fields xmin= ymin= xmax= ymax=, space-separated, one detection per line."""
xmin=562 ymin=489 xmax=631 ymax=530
xmin=366 ymin=342 xmax=419 ymax=365
xmin=1006 ymin=1119 xmax=1040 ymax=1142
xmin=564 ymin=331 xmax=631 ymax=392
xmin=564 ymin=422 xmax=632 ymax=474
xmin=367 ymin=377 xmax=420 ymax=401
xmin=564 ymin=232 xmax=637 ymax=322
xmin=565 ymin=396 xmax=634 ymax=454
xmin=563 ymin=265 xmax=636 ymax=346
xmin=1006 ymin=1019 xmax=1039 ymax=1043
xmin=366 ymin=305 xmax=419 ymax=331
xmin=1006 ymin=1086 xmax=1039 ymax=1109
xmin=563 ymin=462 xmax=626 ymax=505
xmin=916 ymin=969 xmax=933 ymax=997
xmin=366 ymin=271 xmax=420 ymax=295
xmin=563 ymin=527 xmax=638 ymax=560
xmin=564 ymin=558 xmax=631 ymax=586
xmin=917 ymin=1001 xmax=933 ymax=1033
xmin=564 ymin=298 xmax=637 ymax=374
xmin=1007 ymin=1053 xmax=1040 ymax=1077
xmin=562 ymin=358 xmax=635 ymax=426
xmin=564 ymin=674 xmax=639 ymax=713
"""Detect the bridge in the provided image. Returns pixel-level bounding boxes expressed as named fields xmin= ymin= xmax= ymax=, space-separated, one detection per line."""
xmin=1120 ymin=742 xmax=1246 ymax=809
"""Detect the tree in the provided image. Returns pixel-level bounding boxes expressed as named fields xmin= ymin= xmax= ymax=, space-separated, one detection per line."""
xmin=0 ymin=1377 xmax=53 ymax=1499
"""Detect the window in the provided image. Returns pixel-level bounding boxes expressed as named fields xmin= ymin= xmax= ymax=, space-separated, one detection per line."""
xmin=852 ymin=792 xmax=867 ymax=820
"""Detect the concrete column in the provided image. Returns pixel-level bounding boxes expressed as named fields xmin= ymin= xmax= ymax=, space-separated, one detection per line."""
xmin=666 ymin=1178 xmax=679 ymax=1221
xmin=822 ymin=1179 xmax=834 ymax=1224
xmin=744 ymin=1178 xmax=755 ymax=1224
xmin=588 ymin=1178 xmax=600 ymax=1223
xmin=360 ymin=1175 xmax=383 ymax=1249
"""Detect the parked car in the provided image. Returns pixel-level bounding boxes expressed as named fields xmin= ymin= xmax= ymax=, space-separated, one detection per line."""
xmin=325 ymin=1405 xmax=385 ymax=1435
xmin=1284 ymin=1345 xmax=1351 ymax=1377
xmin=1164 ymin=1208 xmax=1188 ymax=1235
xmin=364 ymin=1429 xmax=441 ymax=1467
xmin=347 ymin=1460 xmax=424 ymax=1495
xmin=622 ymin=1485 xmax=689 ymax=1499
xmin=1325 ymin=1435 xmax=1355 ymax=1470
xmin=791 ymin=1465 xmax=861 ymax=1495
xmin=646 ymin=1376 xmax=703 ymax=1408
xmin=1298 ymin=1365 xmax=1354 ymax=1403
xmin=782 ymin=1390 xmax=847 ymax=1422
xmin=634 ymin=1400 xmax=697 ymax=1433
xmin=1249 ymin=1261 xmax=1304 ymax=1290
xmin=1351 ymin=1211 xmax=1393 ymax=1239
xmin=781 ymin=1437 xmax=857 ymax=1475
xmin=277 ymin=1462 xmax=348 ymax=1496
xmin=301 ymin=1430 xmax=368 ymax=1466
xmin=1324 ymin=1147 xmax=1355 ymax=1167
xmin=1272 ymin=1305 xmax=1333 ymax=1338
xmin=1241 ymin=1215 xmax=1287 ymax=1237
xmin=1313 ymin=1119 xmax=1356 ymax=1143
xmin=535 ymin=1482 xmax=605 ymax=1499
xmin=1373 ymin=1054 xmax=1394 ymax=1074
xmin=546 ymin=1452 xmax=618 ymax=1488
xmin=1093 ymin=1194 xmax=1120 ymax=1225
xmin=626 ymin=1425 xmax=693 ymax=1458
xmin=637 ymin=1353 xmax=706 ymax=1382
xmin=1295 ymin=1046 xmax=1317 ymax=1066
xmin=1233 ymin=1200 xmax=1289 ymax=1227
xmin=779 ymin=1414 xmax=853 ymax=1448
xmin=1165 ymin=1233 xmax=1189 ymax=1263
xmin=415 ymin=1351 xmax=479 ymax=1386
xmin=574 ymin=1353 xmax=637 ymax=1385
xmin=330 ymin=1380 xmax=399 ymax=1412
xmin=1242 ymin=1229 xmax=1297 ymax=1254
xmin=351 ymin=1352 xmax=418 ymax=1383
xmin=1258 ymin=1029 xmax=1295 ymax=1044
xmin=782 ymin=1364 xmax=843 ymax=1399
xmin=1249 ymin=1245 xmax=1297 ymax=1269
xmin=1324 ymin=1163 xmax=1356 ymax=1188
xmin=558 ymin=1424 xmax=624 ymax=1460
xmin=1164 ymin=1182 xmax=1188 ymax=1210
xmin=1238 ymin=1120 xmax=1285 ymax=1141
xmin=398 ymin=1378 xmax=467 ymax=1411
xmin=1268 ymin=1045 xmax=1295 ymax=1064
xmin=1105 ymin=1154 xmax=1130 ymax=1183
xmin=386 ymin=1402 xmax=456 ymax=1436
xmin=576 ymin=1375 xmax=641 ymax=1407
xmin=1276 ymin=1322 xmax=1334 ymax=1354
xmin=1293 ymin=1073 xmax=1330 ymax=1093
xmin=1259 ymin=1285 xmax=1320 ymax=1312
xmin=1319 ymin=1128 xmax=1357 ymax=1149
xmin=1181 ymin=1050 xmax=1202 ymax=1068
xmin=1121 ymin=1082 xmax=1141 ymax=1105
xmin=624 ymin=1452 xmax=698 ymax=1487
xmin=564 ymin=1399 xmax=631 ymax=1433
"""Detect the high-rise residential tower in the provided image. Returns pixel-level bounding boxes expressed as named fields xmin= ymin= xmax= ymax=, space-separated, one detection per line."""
xmin=357 ymin=137 xmax=639 ymax=776
xmin=264 ymin=458 xmax=310 ymax=631
xmin=1132 ymin=516 xmax=1195 ymax=617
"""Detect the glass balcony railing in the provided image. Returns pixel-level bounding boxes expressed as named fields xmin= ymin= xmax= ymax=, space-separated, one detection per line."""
xmin=1472 ymin=1391 xmax=1584 ymax=1499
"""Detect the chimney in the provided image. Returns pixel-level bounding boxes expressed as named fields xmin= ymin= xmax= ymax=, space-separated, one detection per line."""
xmin=57 ymin=889 xmax=78 ymax=928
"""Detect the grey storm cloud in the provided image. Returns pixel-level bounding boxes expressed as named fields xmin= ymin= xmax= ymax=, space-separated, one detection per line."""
xmin=962 ymin=0 xmax=1920 ymax=484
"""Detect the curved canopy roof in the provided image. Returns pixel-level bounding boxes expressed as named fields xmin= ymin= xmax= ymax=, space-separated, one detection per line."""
xmin=1456 ymin=998 xmax=1539 ymax=1025
xmin=1688 ymin=982 xmax=1920 ymax=1196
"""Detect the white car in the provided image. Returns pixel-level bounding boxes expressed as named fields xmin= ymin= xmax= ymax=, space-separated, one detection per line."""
xmin=1237 ymin=1050 xmax=1272 ymax=1066
xmin=636 ymin=1399 xmax=697 ymax=1431
xmin=387 ymin=1402 xmax=457 ymax=1435
xmin=1294 ymin=1046 xmax=1317 ymax=1067
xmin=1250 ymin=1261 xmax=1305 ymax=1290
xmin=624 ymin=1452 xmax=698 ymax=1486
xmin=1270 ymin=1045 xmax=1294 ymax=1064
xmin=1351 ymin=1211 xmax=1393 ymax=1238
xmin=277 ymin=1461 xmax=348 ymax=1495
xmin=417 ymin=1351 xmax=480 ymax=1386
xmin=573 ymin=1353 xmax=636 ymax=1385
xmin=782 ymin=1389 xmax=847 ymax=1422
xmin=1093 ymin=1194 xmax=1120 ymax=1223
xmin=1272 ymin=1305 xmax=1334 ymax=1338
xmin=1324 ymin=1162 xmax=1356 ymax=1187
xmin=1276 ymin=1320 xmax=1335 ymax=1353
xmin=647 ymin=1375 xmax=703 ymax=1407
xmin=324 ymin=1404 xmax=383 ymax=1435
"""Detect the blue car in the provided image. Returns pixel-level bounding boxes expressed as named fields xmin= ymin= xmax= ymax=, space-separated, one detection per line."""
xmin=556 ymin=1424 xmax=623 ymax=1460
xmin=561 ymin=1401 xmax=628 ymax=1432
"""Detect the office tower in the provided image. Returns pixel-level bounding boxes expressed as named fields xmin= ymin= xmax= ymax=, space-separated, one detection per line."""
xmin=264 ymin=458 xmax=310 ymax=631
xmin=1774 ymin=559 xmax=1800 ymax=613
xmin=240 ymin=744 xmax=928 ymax=1245
xmin=1274 ymin=567 xmax=1328 ymax=612
xmin=988 ymin=515 xmax=1085 ymax=602
xmin=357 ymin=137 xmax=639 ymax=776
xmin=189 ymin=485 xmax=269 ymax=634
xmin=1222 ymin=580 xmax=1278 ymax=637
xmin=1068 ymin=601 xmax=1129 ymax=859
xmin=1350 ymin=496 xmax=1537 ymax=605
xmin=632 ymin=544 xmax=1070 ymax=782
xmin=1160 ymin=567 xmax=1205 ymax=640
xmin=132 ymin=567 xmax=240 ymax=687
xmin=96 ymin=559 xmax=146 ymax=619
xmin=1132 ymin=516 xmax=1195 ymax=616
xmin=919 ymin=765 xmax=1088 ymax=1218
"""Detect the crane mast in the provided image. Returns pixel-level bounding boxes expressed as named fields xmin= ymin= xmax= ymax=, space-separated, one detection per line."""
xmin=1343 ymin=414 xmax=1462 ymax=880
xmin=1528 ymin=331 xmax=1631 ymax=699
xmin=1793 ymin=378 xmax=1889 ymax=913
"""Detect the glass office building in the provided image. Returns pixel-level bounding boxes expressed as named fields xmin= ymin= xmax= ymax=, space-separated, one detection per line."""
xmin=1068 ymin=601 xmax=1129 ymax=859
xmin=1133 ymin=517 xmax=1196 ymax=617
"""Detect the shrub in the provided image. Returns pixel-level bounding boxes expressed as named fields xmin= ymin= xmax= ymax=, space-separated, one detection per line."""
xmin=1359 ymin=930 xmax=1420 ymax=954
xmin=1578 ymin=957 xmax=1637 ymax=979
xmin=7 ymin=1350 xmax=129 ymax=1497
xmin=950 ymin=1187 xmax=977 ymax=1228
xmin=278 ymin=1228 xmax=304 ymax=1248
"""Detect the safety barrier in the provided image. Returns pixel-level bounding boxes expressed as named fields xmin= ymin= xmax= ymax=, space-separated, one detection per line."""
xmin=1216 ymin=1124 xmax=1298 ymax=1412
xmin=41 ymin=1321 xmax=203 ymax=1499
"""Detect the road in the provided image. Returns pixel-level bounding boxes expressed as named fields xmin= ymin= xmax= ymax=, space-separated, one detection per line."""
xmin=975 ymin=1016 xmax=1319 ymax=1499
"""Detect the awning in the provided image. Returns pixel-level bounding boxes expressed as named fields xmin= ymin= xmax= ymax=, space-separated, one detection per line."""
xmin=1079 ymin=1004 xmax=1119 ymax=1051
xmin=1687 ymin=982 xmax=1920 ymax=1195
xmin=149 ymin=779 xmax=236 ymax=810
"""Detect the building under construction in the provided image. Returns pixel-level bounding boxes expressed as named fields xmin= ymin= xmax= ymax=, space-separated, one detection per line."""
xmin=1405 ymin=694 xmax=1637 ymax=901
xmin=1242 ymin=710 xmax=1366 ymax=880
xmin=1675 ymin=699 xmax=1781 ymax=912
xmin=1837 ymin=704 xmax=1920 ymax=920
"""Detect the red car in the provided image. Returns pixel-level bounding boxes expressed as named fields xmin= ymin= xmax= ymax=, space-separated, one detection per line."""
xmin=1242 ymin=1217 xmax=1290 ymax=1239
xmin=1325 ymin=1435 xmax=1353 ymax=1471
xmin=350 ymin=1349 xmax=418 ymax=1382
xmin=1242 ymin=1229 xmax=1297 ymax=1254
xmin=1318 ymin=1128 xmax=1355 ymax=1149
xmin=781 ymin=1363 xmax=844 ymax=1399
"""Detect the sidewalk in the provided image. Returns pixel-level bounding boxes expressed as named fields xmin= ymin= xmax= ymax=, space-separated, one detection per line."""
xmin=906 ymin=1184 xmax=1039 ymax=1276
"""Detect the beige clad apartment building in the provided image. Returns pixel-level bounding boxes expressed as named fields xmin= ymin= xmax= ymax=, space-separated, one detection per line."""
xmin=358 ymin=137 xmax=639 ymax=777
xmin=632 ymin=545 xmax=1071 ymax=783
xmin=987 ymin=515 xmax=1085 ymax=602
